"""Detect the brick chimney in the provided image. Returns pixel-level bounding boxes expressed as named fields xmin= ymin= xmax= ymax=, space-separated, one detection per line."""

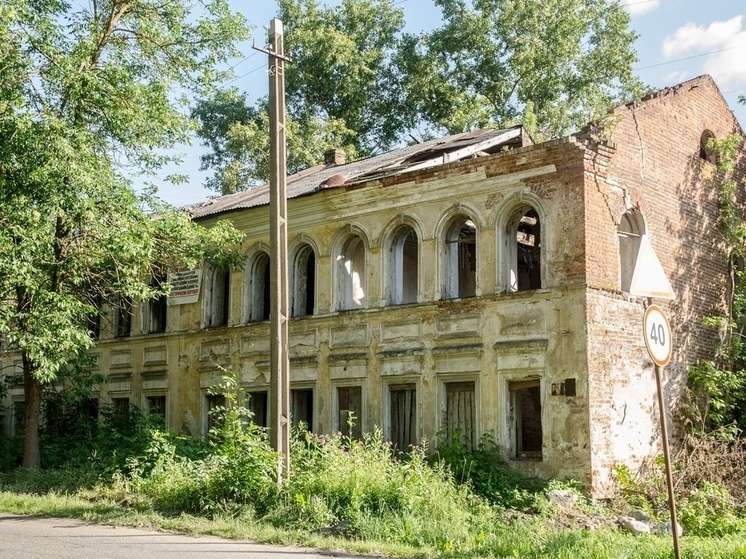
xmin=324 ymin=148 xmax=346 ymax=166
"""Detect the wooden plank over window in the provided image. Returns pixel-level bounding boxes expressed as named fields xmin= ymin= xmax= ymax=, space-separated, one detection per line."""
xmin=445 ymin=381 xmax=476 ymax=449
xmin=390 ymin=384 xmax=416 ymax=451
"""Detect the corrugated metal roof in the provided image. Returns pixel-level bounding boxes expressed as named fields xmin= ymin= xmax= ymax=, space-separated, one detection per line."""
xmin=188 ymin=126 xmax=528 ymax=219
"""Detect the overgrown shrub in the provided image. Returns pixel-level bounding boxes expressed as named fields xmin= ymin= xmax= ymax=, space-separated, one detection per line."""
xmin=267 ymin=427 xmax=495 ymax=550
xmin=434 ymin=431 xmax=546 ymax=510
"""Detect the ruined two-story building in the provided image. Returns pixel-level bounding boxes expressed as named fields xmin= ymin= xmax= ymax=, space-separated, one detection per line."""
xmin=2 ymin=75 xmax=744 ymax=496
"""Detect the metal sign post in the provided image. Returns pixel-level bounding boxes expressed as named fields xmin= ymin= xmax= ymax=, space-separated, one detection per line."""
xmin=643 ymin=304 xmax=681 ymax=559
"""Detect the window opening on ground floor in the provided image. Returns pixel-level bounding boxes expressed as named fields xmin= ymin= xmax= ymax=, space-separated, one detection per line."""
xmin=509 ymin=379 xmax=542 ymax=460
xmin=389 ymin=384 xmax=417 ymax=451
xmin=145 ymin=395 xmax=166 ymax=428
xmin=444 ymin=381 xmax=476 ymax=450
xmin=337 ymin=386 xmax=362 ymax=440
xmin=246 ymin=391 xmax=268 ymax=428
xmin=291 ymin=388 xmax=314 ymax=431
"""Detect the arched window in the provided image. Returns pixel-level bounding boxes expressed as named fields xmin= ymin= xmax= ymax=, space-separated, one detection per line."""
xmin=292 ymin=244 xmax=316 ymax=317
xmin=205 ymin=267 xmax=229 ymax=327
xmin=337 ymin=235 xmax=366 ymax=310
xmin=618 ymin=208 xmax=645 ymax=292
xmin=700 ymin=130 xmax=717 ymax=164
xmin=146 ymin=273 xmax=167 ymax=333
xmin=388 ymin=226 xmax=418 ymax=305
xmin=247 ymin=252 xmax=270 ymax=322
xmin=444 ymin=216 xmax=477 ymax=299
xmin=509 ymin=208 xmax=541 ymax=292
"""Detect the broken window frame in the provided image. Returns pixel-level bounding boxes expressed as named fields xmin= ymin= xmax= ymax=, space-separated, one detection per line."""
xmin=336 ymin=234 xmax=367 ymax=311
xmin=444 ymin=216 xmax=477 ymax=299
xmin=388 ymin=226 xmax=419 ymax=305
xmin=508 ymin=379 xmax=543 ymax=461
xmin=506 ymin=207 xmax=542 ymax=292
xmin=204 ymin=266 xmax=230 ymax=328
xmin=291 ymin=244 xmax=316 ymax=317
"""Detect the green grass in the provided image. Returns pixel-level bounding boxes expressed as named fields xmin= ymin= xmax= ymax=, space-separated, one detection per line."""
xmin=3 ymin=490 xmax=746 ymax=558
xmin=3 ymin=393 xmax=746 ymax=558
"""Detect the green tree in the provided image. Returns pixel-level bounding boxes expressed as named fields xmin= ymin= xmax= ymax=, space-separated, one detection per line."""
xmin=0 ymin=0 xmax=249 ymax=468
xmin=401 ymin=0 xmax=644 ymax=139
xmin=195 ymin=0 xmax=642 ymax=193
xmin=194 ymin=0 xmax=408 ymax=194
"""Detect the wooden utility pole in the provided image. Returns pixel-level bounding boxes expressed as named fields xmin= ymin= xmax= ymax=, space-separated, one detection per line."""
xmin=258 ymin=18 xmax=290 ymax=483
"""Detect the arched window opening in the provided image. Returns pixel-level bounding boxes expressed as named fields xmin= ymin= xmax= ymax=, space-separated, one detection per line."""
xmin=205 ymin=267 xmax=229 ymax=327
xmin=513 ymin=208 xmax=541 ymax=292
xmin=389 ymin=227 xmax=419 ymax=305
xmin=445 ymin=217 xmax=477 ymax=299
xmin=618 ymin=209 xmax=645 ymax=292
xmin=292 ymin=245 xmax=316 ymax=317
xmin=147 ymin=273 xmax=167 ymax=333
xmin=337 ymin=235 xmax=366 ymax=310
xmin=700 ymin=130 xmax=717 ymax=164
xmin=248 ymin=252 xmax=270 ymax=322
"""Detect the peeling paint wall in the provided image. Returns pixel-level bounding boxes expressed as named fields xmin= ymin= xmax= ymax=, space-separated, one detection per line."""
xmin=2 ymin=76 xmax=743 ymax=497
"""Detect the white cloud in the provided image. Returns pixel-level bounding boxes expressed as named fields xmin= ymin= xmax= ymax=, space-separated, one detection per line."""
xmin=662 ymin=70 xmax=690 ymax=84
xmin=623 ymin=0 xmax=660 ymax=17
xmin=661 ymin=16 xmax=746 ymax=88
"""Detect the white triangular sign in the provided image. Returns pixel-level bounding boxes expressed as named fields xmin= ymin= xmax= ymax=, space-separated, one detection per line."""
xmin=629 ymin=235 xmax=676 ymax=300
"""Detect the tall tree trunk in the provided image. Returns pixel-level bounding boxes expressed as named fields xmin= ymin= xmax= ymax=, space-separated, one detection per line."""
xmin=22 ymin=352 xmax=42 ymax=469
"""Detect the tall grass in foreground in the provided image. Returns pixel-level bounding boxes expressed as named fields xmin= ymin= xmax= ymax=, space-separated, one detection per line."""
xmin=2 ymin=386 xmax=746 ymax=558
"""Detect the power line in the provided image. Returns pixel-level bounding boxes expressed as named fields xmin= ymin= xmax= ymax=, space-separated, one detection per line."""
xmin=222 ymin=62 xmax=266 ymax=87
xmin=635 ymin=44 xmax=746 ymax=71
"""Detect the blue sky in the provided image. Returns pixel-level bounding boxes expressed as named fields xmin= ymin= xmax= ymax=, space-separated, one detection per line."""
xmin=153 ymin=0 xmax=746 ymax=205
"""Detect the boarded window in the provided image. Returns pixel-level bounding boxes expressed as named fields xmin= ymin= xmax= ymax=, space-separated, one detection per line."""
xmin=509 ymin=380 xmax=542 ymax=460
xmin=337 ymin=235 xmax=366 ymax=310
xmin=115 ymin=296 xmax=132 ymax=338
xmin=247 ymin=391 xmax=268 ymax=428
xmin=205 ymin=267 xmax=230 ymax=327
xmin=337 ymin=386 xmax=362 ymax=439
xmin=389 ymin=384 xmax=417 ymax=451
xmin=291 ymin=388 xmax=314 ymax=431
xmin=205 ymin=394 xmax=226 ymax=435
xmin=389 ymin=227 xmax=418 ymax=305
xmin=248 ymin=252 xmax=271 ymax=322
xmin=146 ymin=395 xmax=166 ymax=428
xmin=292 ymin=245 xmax=316 ymax=317
xmin=445 ymin=217 xmax=476 ymax=299
xmin=112 ymin=397 xmax=129 ymax=416
xmin=445 ymin=382 xmax=476 ymax=449
xmin=147 ymin=273 xmax=168 ymax=333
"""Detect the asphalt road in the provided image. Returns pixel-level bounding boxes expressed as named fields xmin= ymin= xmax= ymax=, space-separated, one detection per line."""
xmin=0 ymin=513 xmax=377 ymax=559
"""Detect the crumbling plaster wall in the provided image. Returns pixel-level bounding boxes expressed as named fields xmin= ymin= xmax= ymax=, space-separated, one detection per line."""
xmin=151 ymin=138 xmax=595 ymax=481
xmin=582 ymin=75 xmax=745 ymax=496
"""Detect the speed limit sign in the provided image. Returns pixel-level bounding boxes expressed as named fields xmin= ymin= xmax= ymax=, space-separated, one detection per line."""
xmin=643 ymin=305 xmax=672 ymax=366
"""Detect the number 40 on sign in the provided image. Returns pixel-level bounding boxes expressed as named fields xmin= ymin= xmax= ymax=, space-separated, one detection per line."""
xmin=643 ymin=305 xmax=672 ymax=367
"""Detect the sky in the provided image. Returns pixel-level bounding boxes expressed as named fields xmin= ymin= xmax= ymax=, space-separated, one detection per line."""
xmin=150 ymin=0 xmax=746 ymax=206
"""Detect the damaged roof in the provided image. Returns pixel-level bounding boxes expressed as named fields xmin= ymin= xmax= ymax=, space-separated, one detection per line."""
xmin=188 ymin=126 xmax=531 ymax=219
